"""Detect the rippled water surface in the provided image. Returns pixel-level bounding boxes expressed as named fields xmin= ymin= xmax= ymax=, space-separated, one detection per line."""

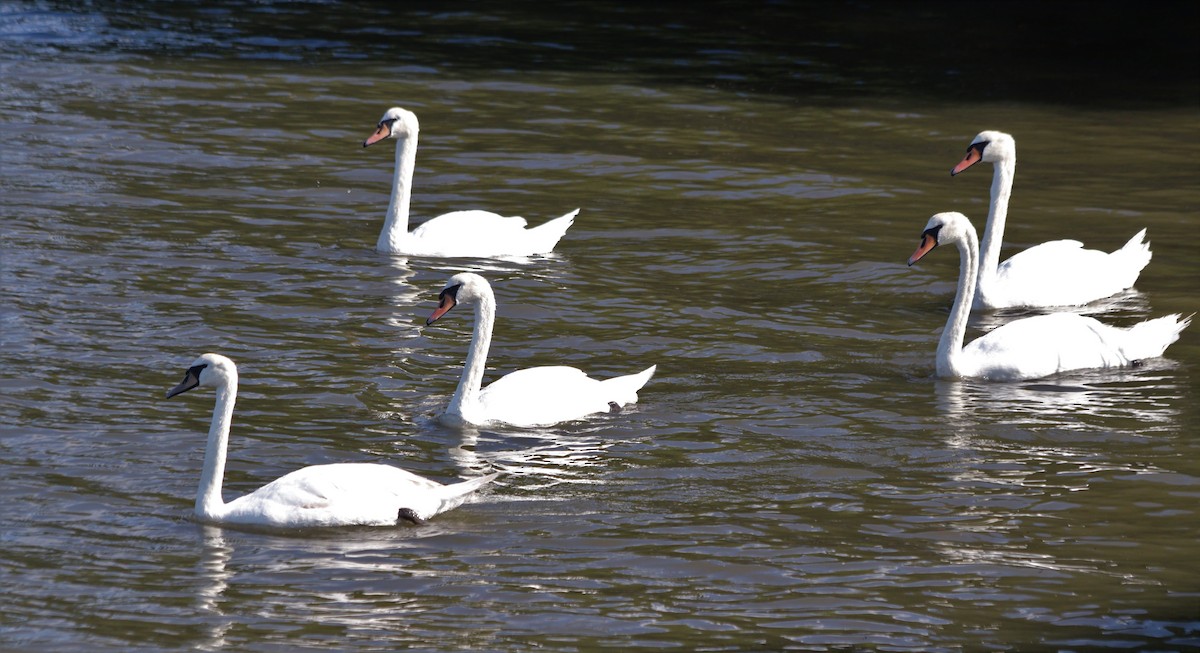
xmin=2 ymin=2 xmax=1198 ymax=651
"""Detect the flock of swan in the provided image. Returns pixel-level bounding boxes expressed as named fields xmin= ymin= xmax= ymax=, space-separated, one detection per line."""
xmin=164 ymin=109 xmax=1190 ymax=530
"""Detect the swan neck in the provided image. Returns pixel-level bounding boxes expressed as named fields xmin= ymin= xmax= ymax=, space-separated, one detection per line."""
xmin=378 ymin=133 xmax=417 ymax=252
xmin=196 ymin=377 xmax=236 ymax=520
xmin=977 ymin=155 xmax=1014 ymax=288
xmin=938 ymin=226 xmax=979 ymax=378
xmin=448 ymin=291 xmax=495 ymax=418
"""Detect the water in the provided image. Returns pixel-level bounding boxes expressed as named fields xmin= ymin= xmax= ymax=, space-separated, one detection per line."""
xmin=2 ymin=2 xmax=1198 ymax=651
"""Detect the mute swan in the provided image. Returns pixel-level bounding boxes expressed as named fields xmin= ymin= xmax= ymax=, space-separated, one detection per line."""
xmin=907 ymin=212 xmax=1189 ymax=381
xmin=166 ymin=353 xmax=497 ymax=528
xmin=951 ymin=130 xmax=1152 ymax=309
xmin=424 ymin=272 xmax=657 ymax=427
xmin=362 ymin=107 xmax=578 ymax=257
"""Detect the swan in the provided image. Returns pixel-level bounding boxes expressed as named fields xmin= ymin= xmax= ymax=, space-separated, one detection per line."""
xmin=907 ymin=212 xmax=1189 ymax=381
xmin=166 ymin=353 xmax=497 ymax=528
xmin=424 ymin=272 xmax=657 ymax=427
xmin=951 ymin=130 xmax=1152 ymax=309
xmin=362 ymin=107 xmax=578 ymax=257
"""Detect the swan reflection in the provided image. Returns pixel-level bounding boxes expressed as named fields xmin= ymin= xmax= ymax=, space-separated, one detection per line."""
xmin=190 ymin=522 xmax=468 ymax=647
xmin=937 ymin=363 xmax=1183 ymax=432
xmin=390 ymin=253 xmax=569 ymax=337
xmin=450 ymin=425 xmax=616 ymax=491
xmin=909 ymin=369 xmax=1185 ymax=583
xmin=195 ymin=525 xmax=233 ymax=651
xmin=382 ymin=256 xmax=419 ymax=332
xmin=932 ymin=362 xmax=1186 ymax=497
xmin=967 ymin=287 xmax=1152 ymax=333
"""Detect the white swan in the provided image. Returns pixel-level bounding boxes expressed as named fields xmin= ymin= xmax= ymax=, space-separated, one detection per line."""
xmin=166 ymin=353 xmax=497 ymax=528
xmin=951 ymin=130 xmax=1152 ymax=309
xmin=362 ymin=107 xmax=578 ymax=257
xmin=424 ymin=272 xmax=657 ymax=427
xmin=907 ymin=212 xmax=1189 ymax=381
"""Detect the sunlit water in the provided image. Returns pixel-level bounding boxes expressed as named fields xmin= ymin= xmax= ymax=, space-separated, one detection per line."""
xmin=2 ymin=3 xmax=1198 ymax=651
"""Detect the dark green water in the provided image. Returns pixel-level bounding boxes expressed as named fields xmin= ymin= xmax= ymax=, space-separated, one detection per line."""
xmin=2 ymin=2 xmax=1198 ymax=651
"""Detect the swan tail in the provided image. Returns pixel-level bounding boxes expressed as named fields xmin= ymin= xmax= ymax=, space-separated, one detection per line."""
xmin=599 ymin=364 xmax=657 ymax=406
xmin=431 ymin=472 xmax=499 ymax=516
xmin=526 ymin=208 xmax=579 ymax=252
xmin=1121 ymin=313 xmax=1191 ymax=361
xmin=1112 ymin=228 xmax=1153 ymax=276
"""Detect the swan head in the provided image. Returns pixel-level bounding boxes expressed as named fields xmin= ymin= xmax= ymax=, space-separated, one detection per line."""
xmin=426 ymin=272 xmax=491 ymax=325
xmin=951 ymin=130 xmax=1015 ymax=175
xmin=362 ymin=107 xmax=419 ymax=148
xmin=166 ymin=353 xmax=237 ymax=398
xmin=907 ymin=212 xmax=973 ymax=266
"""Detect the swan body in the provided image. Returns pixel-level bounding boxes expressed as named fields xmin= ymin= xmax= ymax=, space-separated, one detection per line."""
xmin=425 ymin=272 xmax=656 ymax=427
xmin=907 ymin=212 xmax=1189 ymax=381
xmin=166 ymin=353 xmax=496 ymax=528
xmin=952 ymin=130 xmax=1152 ymax=309
xmin=363 ymin=107 xmax=577 ymax=257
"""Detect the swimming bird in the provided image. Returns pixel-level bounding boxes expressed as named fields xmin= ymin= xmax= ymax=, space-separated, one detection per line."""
xmin=362 ymin=106 xmax=577 ymax=257
xmin=907 ymin=212 xmax=1188 ymax=381
xmin=951 ymin=130 xmax=1151 ymax=309
xmin=166 ymin=353 xmax=496 ymax=528
xmin=425 ymin=272 xmax=656 ymax=427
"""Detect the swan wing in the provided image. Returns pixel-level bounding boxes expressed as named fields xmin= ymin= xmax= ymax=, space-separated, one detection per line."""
xmin=403 ymin=209 xmax=578 ymax=257
xmin=961 ymin=313 xmax=1132 ymax=380
xmin=476 ymin=365 xmax=646 ymax=427
xmin=224 ymin=463 xmax=493 ymax=527
xmin=411 ymin=210 xmax=529 ymax=239
xmin=980 ymin=231 xmax=1152 ymax=308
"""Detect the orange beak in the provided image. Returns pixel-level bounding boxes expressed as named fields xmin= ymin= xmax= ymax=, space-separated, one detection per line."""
xmin=426 ymin=291 xmax=458 ymax=325
xmin=951 ymin=143 xmax=984 ymax=176
xmin=908 ymin=233 xmax=937 ymax=266
xmin=362 ymin=122 xmax=391 ymax=148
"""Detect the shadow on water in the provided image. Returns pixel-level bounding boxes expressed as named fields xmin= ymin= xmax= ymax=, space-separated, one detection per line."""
xmin=13 ymin=0 xmax=1199 ymax=108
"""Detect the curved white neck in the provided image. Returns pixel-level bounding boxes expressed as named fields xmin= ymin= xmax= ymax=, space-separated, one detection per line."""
xmin=938 ymin=226 xmax=980 ymax=378
xmin=196 ymin=376 xmax=236 ymax=520
xmin=977 ymin=153 xmax=1014 ymax=290
xmin=377 ymin=132 xmax=417 ymax=252
xmin=447 ymin=291 xmax=495 ymax=419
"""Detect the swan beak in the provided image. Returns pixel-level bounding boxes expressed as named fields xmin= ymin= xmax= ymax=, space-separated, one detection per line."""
xmin=362 ymin=122 xmax=391 ymax=148
xmin=907 ymin=233 xmax=938 ymax=266
xmin=166 ymin=365 xmax=204 ymax=398
xmin=951 ymin=142 xmax=985 ymax=176
xmin=426 ymin=289 xmax=459 ymax=326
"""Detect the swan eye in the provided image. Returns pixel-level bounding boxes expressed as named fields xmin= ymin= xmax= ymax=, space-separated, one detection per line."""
xmin=923 ymin=225 xmax=943 ymax=242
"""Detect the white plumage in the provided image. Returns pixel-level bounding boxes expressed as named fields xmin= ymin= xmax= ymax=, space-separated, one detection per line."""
xmin=952 ymin=130 xmax=1152 ymax=309
xmin=166 ymin=353 xmax=496 ymax=528
xmin=363 ymin=107 xmax=577 ymax=257
xmin=425 ymin=273 xmax=656 ymax=428
xmin=908 ymin=212 xmax=1189 ymax=381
